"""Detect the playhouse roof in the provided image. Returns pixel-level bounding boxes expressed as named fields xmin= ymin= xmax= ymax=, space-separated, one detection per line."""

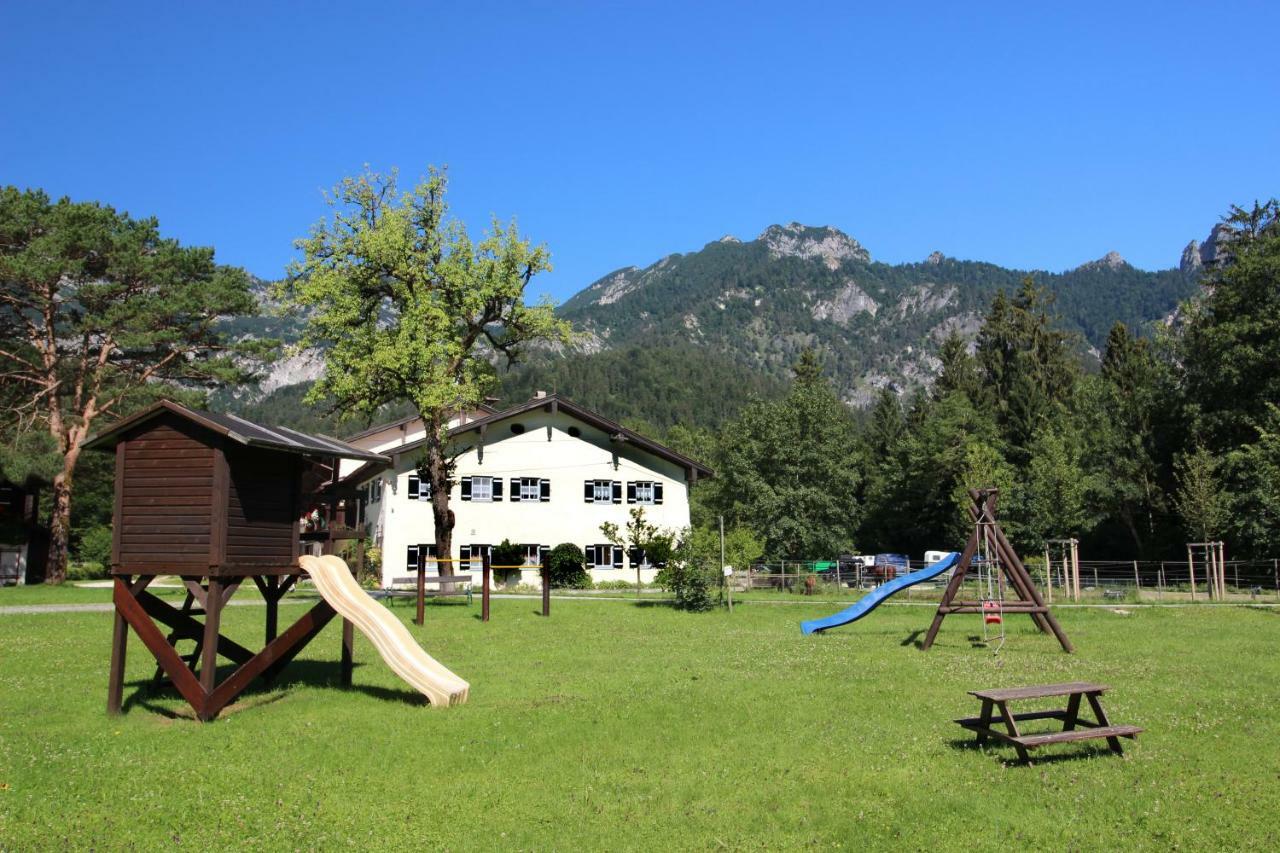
xmin=83 ymin=399 xmax=391 ymax=464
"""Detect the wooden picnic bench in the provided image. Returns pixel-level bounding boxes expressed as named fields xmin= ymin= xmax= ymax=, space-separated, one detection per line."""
xmin=955 ymin=682 xmax=1142 ymax=764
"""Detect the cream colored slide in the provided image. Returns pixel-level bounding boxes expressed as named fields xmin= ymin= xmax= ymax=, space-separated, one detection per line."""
xmin=300 ymin=554 xmax=470 ymax=707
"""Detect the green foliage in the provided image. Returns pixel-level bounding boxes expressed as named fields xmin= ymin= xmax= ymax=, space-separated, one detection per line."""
xmin=0 ymin=186 xmax=271 ymax=583
xmin=1227 ymin=404 xmax=1280 ymax=555
xmin=64 ymin=561 xmax=107 ymax=581
xmin=498 ymin=344 xmax=784 ymax=431
xmin=547 ymin=543 xmax=591 ymax=589
xmin=712 ymin=351 xmax=861 ymax=559
xmin=1179 ymin=200 xmax=1280 ymax=450
xmin=491 ymin=539 xmax=526 ymax=568
xmin=1173 ymin=444 xmax=1229 ymax=542
xmin=283 ymin=168 xmax=572 ymax=561
xmin=73 ymin=525 xmax=113 ymax=568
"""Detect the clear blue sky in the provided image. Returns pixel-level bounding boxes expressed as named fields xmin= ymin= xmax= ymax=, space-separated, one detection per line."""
xmin=3 ymin=1 xmax=1277 ymax=303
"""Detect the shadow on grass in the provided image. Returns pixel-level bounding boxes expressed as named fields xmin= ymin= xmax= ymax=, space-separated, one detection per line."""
xmin=900 ymin=629 xmax=924 ymax=647
xmin=945 ymin=737 xmax=1122 ymax=766
xmin=119 ymin=658 xmax=426 ymax=719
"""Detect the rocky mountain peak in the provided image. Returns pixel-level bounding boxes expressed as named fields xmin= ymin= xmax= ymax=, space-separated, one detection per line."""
xmin=1180 ymin=240 xmax=1203 ymax=274
xmin=1077 ymin=250 xmax=1128 ymax=271
xmin=758 ymin=222 xmax=870 ymax=269
xmin=925 ymin=251 xmax=946 ymax=265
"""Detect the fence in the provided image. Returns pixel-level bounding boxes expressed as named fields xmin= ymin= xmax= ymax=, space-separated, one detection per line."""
xmin=737 ymin=558 xmax=1280 ymax=604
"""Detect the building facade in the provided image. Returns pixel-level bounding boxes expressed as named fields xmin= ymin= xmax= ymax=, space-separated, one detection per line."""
xmin=339 ymin=394 xmax=712 ymax=588
xmin=0 ymin=480 xmax=49 ymax=585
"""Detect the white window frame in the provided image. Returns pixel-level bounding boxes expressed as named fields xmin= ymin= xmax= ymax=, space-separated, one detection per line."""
xmin=589 ymin=544 xmax=615 ymax=570
xmin=592 ymin=480 xmax=612 ymax=504
xmin=470 ymin=476 xmax=494 ymax=502
xmin=634 ymin=481 xmax=655 ymax=505
xmin=520 ymin=478 xmax=540 ymax=502
xmin=522 ymin=544 xmax=541 ymax=566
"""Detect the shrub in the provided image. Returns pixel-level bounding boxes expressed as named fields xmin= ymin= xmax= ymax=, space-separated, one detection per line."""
xmin=667 ymin=561 xmax=715 ymax=611
xmin=75 ymin=525 xmax=113 ymax=568
xmin=594 ymin=579 xmax=639 ymax=591
xmin=548 ymin=543 xmax=591 ymax=589
xmin=66 ymin=561 xmax=107 ymax=581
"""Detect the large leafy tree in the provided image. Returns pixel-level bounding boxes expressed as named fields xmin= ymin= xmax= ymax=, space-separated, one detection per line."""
xmin=715 ymin=350 xmax=861 ymax=559
xmin=0 ymin=187 xmax=266 ymax=582
xmin=1179 ymin=199 xmax=1280 ymax=450
xmin=285 ymin=169 xmax=571 ymax=571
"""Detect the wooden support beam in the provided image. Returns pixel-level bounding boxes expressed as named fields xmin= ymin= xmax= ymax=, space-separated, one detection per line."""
xmin=113 ymin=577 xmax=207 ymax=712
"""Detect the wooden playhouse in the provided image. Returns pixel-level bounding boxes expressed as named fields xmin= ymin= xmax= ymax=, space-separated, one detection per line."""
xmin=85 ymin=400 xmax=389 ymax=720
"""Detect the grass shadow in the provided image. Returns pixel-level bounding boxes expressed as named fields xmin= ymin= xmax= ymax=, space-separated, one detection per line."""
xmin=945 ymin=737 xmax=1123 ymax=765
xmin=118 ymin=657 xmax=426 ymax=719
xmin=900 ymin=629 xmax=924 ymax=648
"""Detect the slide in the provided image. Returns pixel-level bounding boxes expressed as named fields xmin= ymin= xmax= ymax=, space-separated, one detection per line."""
xmin=300 ymin=555 xmax=470 ymax=706
xmin=801 ymin=552 xmax=960 ymax=635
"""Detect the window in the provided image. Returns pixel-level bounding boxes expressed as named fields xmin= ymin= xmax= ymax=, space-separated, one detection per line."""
xmin=627 ymin=480 xmax=663 ymax=505
xmin=585 ymin=544 xmax=623 ymax=570
xmin=520 ymin=478 xmax=539 ymax=502
xmin=584 ymin=479 xmax=621 ymax=504
xmin=510 ymin=477 xmax=549 ymax=502
xmin=522 ymin=544 xmax=548 ymax=566
xmin=407 ymin=475 xmax=429 ymax=501
xmin=461 ymin=476 xmax=501 ymax=501
xmin=406 ymin=543 xmax=438 ymax=571
xmin=459 ymin=544 xmax=490 ymax=571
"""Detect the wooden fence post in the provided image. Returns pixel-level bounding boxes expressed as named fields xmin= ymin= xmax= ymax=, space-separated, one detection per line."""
xmin=481 ymin=550 xmax=491 ymax=623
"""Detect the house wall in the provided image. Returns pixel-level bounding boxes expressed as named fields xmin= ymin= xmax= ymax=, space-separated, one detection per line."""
xmin=363 ymin=409 xmax=694 ymax=588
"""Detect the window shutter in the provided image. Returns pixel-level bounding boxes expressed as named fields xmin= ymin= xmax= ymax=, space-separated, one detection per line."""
xmin=407 ymin=545 xmax=419 ymax=571
xmin=510 ymin=477 xmax=520 ymax=501
xmin=538 ymin=545 xmax=550 ymax=566
xmin=408 ymin=475 xmax=419 ymax=501
xmin=461 ymin=477 xmax=472 ymax=501
xmin=626 ymin=482 xmax=637 ymax=504
xmin=612 ymin=545 xmax=624 ymax=569
xmin=540 ymin=478 xmax=551 ymax=502
xmin=654 ymin=482 xmax=664 ymax=505
xmin=611 ymin=481 xmax=622 ymax=504
xmin=584 ymin=545 xmax=596 ymax=566
xmin=492 ymin=478 xmax=503 ymax=500
xmin=459 ymin=545 xmax=471 ymax=570
xmin=584 ymin=480 xmax=594 ymax=502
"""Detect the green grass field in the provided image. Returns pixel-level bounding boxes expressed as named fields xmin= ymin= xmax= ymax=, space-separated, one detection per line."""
xmin=2 ymin=593 xmax=1278 ymax=849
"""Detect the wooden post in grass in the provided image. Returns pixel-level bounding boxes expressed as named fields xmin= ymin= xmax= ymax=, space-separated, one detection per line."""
xmin=415 ymin=549 xmax=427 ymax=626
xmin=1187 ymin=545 xmax=1198 ymax=602
xmin=1134 ymin=560 xmax=1140 ymax=593
xmin=541 ymin=551 xmax=551 ymax=617
xmin=482 ymin=550 xmax=491 ymax=623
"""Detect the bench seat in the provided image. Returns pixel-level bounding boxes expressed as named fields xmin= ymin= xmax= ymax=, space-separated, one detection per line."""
xmin=1011 ymin=725 xmax=1143 ymax=748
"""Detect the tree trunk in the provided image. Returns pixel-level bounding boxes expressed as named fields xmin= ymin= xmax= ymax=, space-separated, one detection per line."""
xmin=425 ymin=416 xmax=455 ymax=576
xmin=46 ymin=455 xmax=77 ymax=585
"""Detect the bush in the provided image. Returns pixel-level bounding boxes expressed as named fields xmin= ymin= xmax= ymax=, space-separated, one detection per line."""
xmin=667 ymin=561 xmax=715 ymax=611
xmin=66 ymin=562 xmax=107 ymax=581
xmin=75 ymin=524 xmax=113 ymax=568
xmin=548 ymin=543 xmax=591 ymax=589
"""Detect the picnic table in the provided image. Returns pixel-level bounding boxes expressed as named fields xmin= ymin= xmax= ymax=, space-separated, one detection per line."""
xmin=955 ymin=682 xmax=1142 ymax=764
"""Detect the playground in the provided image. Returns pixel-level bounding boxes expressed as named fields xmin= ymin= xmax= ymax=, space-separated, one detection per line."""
xmin=2 ymin=592 xmax=1278 ymax=848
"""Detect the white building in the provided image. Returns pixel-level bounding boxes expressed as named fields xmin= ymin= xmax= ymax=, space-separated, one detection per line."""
xmin=338 ymin=393 xmax=713 ymax=588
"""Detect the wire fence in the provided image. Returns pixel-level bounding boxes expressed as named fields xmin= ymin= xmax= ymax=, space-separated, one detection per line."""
xmin=735 ymin=559 xmax=1280 ymax=603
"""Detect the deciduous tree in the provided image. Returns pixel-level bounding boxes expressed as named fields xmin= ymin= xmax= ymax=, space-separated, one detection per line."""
xmin=285 ymin=169 xmax=571 ymax=571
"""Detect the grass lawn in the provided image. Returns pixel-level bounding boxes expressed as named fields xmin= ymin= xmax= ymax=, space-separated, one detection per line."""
xmin=2 ymin=594 xmax=1278 ymax=849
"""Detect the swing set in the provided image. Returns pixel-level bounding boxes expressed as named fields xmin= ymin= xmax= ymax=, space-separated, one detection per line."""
xmin=922 ymin=488 xmax=1074 ymax=654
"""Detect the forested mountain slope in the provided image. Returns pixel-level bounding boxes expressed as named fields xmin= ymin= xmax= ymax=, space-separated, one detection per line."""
xmin=557 ymin=223 xmax=1199 ymax=404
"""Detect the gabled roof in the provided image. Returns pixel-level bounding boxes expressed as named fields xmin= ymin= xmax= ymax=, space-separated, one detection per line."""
xmin=341 ymin=403 xmax=499 ymax=443
xmin=375 ymin=393 xmax=714 ymax=480
xmin=83 ymin=400 xmax=391 ymax=465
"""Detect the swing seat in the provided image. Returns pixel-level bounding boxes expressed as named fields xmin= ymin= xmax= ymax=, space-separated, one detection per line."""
xmin=982 ymin=600 xmax=1002 ymax=624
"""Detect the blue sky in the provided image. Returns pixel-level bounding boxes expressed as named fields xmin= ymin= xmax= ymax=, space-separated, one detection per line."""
xmin=3 ymin=1 xmax=1277 ymax=303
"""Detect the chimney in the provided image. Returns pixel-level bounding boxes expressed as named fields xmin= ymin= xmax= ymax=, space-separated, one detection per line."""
xmin=534 ymin=390 xmax=547 ymax=400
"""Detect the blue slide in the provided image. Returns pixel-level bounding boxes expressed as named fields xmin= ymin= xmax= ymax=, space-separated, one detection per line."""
xmin=801 ymin=552 xmax=960 ymax=635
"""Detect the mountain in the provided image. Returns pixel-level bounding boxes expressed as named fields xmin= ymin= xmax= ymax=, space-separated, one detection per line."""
xmin=557 ymin=222 xmax=1200 ymax=405
xmin=223 ymin=221 xmax=1206 ymax=428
